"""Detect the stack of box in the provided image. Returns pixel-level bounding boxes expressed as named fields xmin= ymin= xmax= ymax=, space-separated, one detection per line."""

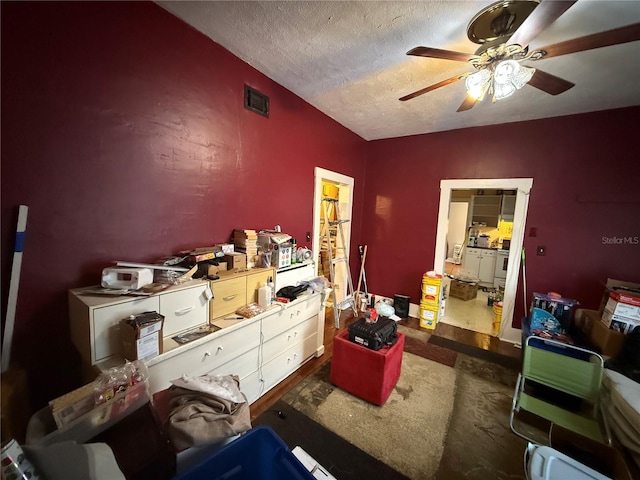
xmin=573 ymin=279 xmax=640 ymax=357
xmin=602 ymin=290 xmax=640 ymax=334
xmin=233 ymin=229 xmax=258 ymax=266
xmin=419 ymin=272 xmax=442 ymax=329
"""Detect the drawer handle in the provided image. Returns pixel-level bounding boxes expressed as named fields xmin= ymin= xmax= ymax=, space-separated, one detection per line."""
xmin=175 ymin=306 xmax=195 ymax=315
xmin=296 ymin=310 xmax=301 ymax=316
xmin=204 ymin=351 xmax=211 ymax=357
xmin=223 ymin=294 xmax=238 ymax=301
xmin=217 ymin=345 xmax=224 ymax=351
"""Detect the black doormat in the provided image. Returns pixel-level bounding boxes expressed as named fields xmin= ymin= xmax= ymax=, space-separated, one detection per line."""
xmin=252 ymin=399 xmax=410 ymax=480
xmin=428 ymin=335 xmax=522 ymax=370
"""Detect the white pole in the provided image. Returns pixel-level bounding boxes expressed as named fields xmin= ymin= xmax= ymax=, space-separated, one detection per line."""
xmin=2 ymin=205 xmax=28 ymax=373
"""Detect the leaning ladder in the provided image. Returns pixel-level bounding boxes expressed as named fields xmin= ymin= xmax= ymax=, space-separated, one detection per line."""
xmin=321 ymin=197 xmax=357 ymax=328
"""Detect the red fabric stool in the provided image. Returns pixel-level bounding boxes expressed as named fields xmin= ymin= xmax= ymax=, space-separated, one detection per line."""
xmin=330 ymin=329 xmax=404 ymax=406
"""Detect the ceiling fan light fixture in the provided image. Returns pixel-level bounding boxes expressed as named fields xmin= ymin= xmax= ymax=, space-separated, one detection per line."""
xmin=493 ymin=79 xmax=517 ymax=100
xmin=465 ymin=69 xmax=491 ymax=100
xmin=492 ymin=60 xmax=536 ymax=99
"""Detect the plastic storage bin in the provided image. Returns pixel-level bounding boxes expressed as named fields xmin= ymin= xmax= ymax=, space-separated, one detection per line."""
xmin=176 ymin=426 xmax=315 ymax=480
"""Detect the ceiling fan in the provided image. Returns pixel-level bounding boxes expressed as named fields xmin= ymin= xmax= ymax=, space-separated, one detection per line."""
xmin=399 ymin=0 xmax=640 ymax=112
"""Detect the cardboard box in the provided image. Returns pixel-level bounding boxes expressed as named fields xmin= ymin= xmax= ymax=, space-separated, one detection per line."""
xmin=605 ymin=297 xmax=640 ymax=321
xmin=224 ymin=252 xmax=247 ymax=270
xmin=610 ymin=290 xmax=640 ymax=307
xmin=550 ymin=426 xmax=634 ymax=480
xmin=598 ymin=278 xmax=640 ymax=315
xmin=120 ymin=312 xmax=164 ymax=362
xmin=449 ymin=280 xmax=478 ymax=301
xmin=188 ymin=250 xmax=225 ymax=263
xmin=574 ymin=309 xmax=627 ymax=357
xmin=48 ymin=382 xmax=95 ymax=429
xmin=602 ymin=309 xmax=640 ymax=334
xmin=207 ymin=262 xmax=227 ymax=276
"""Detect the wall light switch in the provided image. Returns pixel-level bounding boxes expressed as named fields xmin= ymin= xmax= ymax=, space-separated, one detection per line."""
xmin=537 ymin=245 xmax=546 ymax=256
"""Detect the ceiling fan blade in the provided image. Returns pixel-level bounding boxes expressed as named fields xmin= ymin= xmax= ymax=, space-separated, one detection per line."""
xmin=509 ymin=0 xmax=577 ymax=48
xmin=399 ymin=74 xmax=468 ymax=101
xmin=407 ymin=47 xmax=476 ymax=63
xmin=535 ymin=23 xmax=640 ymax=59
xmin=527 ymin=69 xmax=575 ymax=95
xmin=456 ymin=95 xmax=477 ymax=112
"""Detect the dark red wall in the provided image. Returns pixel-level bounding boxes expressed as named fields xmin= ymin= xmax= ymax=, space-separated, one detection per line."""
xmin=3 ymin=1 xmax=639 ymax=413
xmin=1 ymin=2 xmax=367 ymax=408
xmin=363 ymin=107 xmax=640 ymax=321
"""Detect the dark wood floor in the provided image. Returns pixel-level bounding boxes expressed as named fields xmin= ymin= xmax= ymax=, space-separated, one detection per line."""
xmin=250 ymin=307 xmax=521 ymax=421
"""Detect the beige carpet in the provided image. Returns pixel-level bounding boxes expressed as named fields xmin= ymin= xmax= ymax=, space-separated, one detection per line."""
xmin=282 ymin=351 xmax=457 ymax=479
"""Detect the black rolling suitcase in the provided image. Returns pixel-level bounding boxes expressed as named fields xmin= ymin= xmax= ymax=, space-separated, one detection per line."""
xmin=348 ymin=317 xmax=398 ymax=350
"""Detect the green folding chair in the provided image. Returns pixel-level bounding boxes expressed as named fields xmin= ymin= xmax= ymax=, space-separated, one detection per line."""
xmin=510 ymin=336 xmax=611 ymax=446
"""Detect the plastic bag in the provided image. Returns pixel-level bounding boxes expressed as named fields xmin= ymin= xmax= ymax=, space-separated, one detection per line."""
xmin=304 ymin=276 xmax=330 ymax=293
xmin=375 ymin=300 xmax=395 ymax=317
xmin=93 ymin=360 xmax=148 ymax=405
xmin=236 ymin=303 xmax=265 ymax=318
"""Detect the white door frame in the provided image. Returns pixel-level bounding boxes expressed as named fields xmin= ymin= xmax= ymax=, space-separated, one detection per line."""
xmin=313 ymin=168 xmax=355 ymax=303
xmin=434 ymin=178 xmax=533 ymax=343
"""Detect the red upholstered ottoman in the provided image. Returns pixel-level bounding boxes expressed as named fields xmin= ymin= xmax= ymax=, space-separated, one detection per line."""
xmin=330 ymin=329 xmax=404 ymax=406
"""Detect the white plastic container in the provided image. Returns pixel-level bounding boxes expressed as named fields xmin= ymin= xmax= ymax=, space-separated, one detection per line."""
xmin=526 ymin=444 xmax=612 ymax=480
xmin=258 ymin=284 xmax=272 ymax=308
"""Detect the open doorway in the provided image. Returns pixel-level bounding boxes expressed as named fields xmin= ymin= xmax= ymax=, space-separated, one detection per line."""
xmin=434 ymin=178 xmax=533 ymax=344
xmin=312 ymin=168 xmax=354 ymax=325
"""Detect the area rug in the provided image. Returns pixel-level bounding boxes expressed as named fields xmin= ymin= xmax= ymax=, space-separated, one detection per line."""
xmin=435 ymin=353 xmax=528 ymax=479
xmin=282 ymin=351 xmax=457 ymax=479
xmin=253 ymin=399 xmax=409 ymax=479
xmin=278 ymin=334 xmax=529 ymax=480
xmin=399 ymin=323 xmax=458 ymax=367
xmin=429 ymin=333 xmax=522 ymax=370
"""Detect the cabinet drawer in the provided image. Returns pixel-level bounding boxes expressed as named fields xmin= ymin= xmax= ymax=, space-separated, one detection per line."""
xmin=262 ymin=315 xmax=318 ymax=365
xmin=160 ymin=284 xmax=210 ymax=337
xmin=147 ymin=321 xmax=261 ymax=394
xmin=206 ymin=348 xmax=260 ymax=380
xmin=261 ymin=334 xmax=318 ymax=394
xmin=239 ymin=370 xmax=263 ymax=405
xmin=93 ymin=296 xmax=160 ymax=363
xmin=210 ymin=277 xmax=247 ymax=318
xmin=262 ymin=294 xmax=321 ymax=341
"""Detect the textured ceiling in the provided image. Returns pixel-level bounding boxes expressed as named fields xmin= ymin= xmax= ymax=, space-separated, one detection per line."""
xmin=158 ymin=1 xmax=640 ymax=140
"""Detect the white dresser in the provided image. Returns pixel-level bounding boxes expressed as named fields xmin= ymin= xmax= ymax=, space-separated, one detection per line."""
xmin=68 ymin=271 xmax=326 ymax=404
xmin=69 ymin=279 xmax=211 ymax=371
xmin=147 ymin=292 xmax=325 ymax=402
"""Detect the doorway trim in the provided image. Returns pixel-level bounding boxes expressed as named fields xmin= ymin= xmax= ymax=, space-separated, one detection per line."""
xmin=434 ymin=178 xmax=533 ymax=343
xmin=313 ymin=167 xmax=355 ymax=302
